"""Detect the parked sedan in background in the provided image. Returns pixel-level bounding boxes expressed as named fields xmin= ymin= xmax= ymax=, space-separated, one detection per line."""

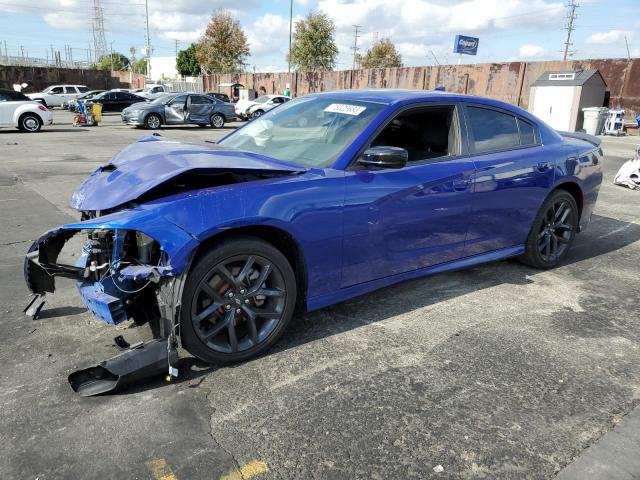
xmin=121 ymin=93 xmax=236 ymax=129
xmin=246 ymin=95 xmax=290 ymax=118
xmin=0 ymin=88 xmax=52 ymax=132
xmin=84 ymin=91 xmax=147 ymax=113
xmin=63 ymin=90 xmax=106 ymax=112
xmin=234 ymin=94 xmax=290 ymax=120
xmin=206 ymin=92 xmax=231 ymax=103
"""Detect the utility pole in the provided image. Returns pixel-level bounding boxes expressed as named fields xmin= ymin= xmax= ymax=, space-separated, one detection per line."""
xmin=624 ymin=35 xmax=631 ymax=60
xmin=144 ymin=0 xmax=151 ymax=79
xmin=351 ymin=25 xmax=362 ymax=70
xmin=562 ymin=0 xmax=579 ymax=61
xmin=287 ymin=0 xmax=293 ymax=72
xmin=91 ymin=0 xmax=108 ymax=61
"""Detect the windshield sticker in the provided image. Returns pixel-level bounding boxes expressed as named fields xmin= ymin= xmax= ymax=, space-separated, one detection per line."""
xmin=324 ymin=104 xmax=366 ymax=116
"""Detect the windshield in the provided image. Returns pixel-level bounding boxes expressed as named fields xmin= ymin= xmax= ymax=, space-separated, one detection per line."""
xmin=219 ymin=96 xmax=385 ymax=168
xmin=254 ymin=96 xmax=270 ymax=104
xmin=149 ymin=94 xmax=173 ymax=104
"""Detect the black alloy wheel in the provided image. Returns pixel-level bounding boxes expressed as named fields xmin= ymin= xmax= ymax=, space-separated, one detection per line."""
xmin=180 ymin=237 xmax=296 ymax=363
xmin=520 ymin=190 xmax=578 ymax=269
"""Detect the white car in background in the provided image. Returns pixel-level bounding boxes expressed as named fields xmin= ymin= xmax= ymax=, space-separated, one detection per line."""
xmin=235 ymin=95 xmax=290 ymax=120
xmin=136 ymin=85 xmax=168 ymax=99
xmin=25 ymin=85 xmax=89 ymax=108
xmin=0 ymin=88 xmax=53 ymax=132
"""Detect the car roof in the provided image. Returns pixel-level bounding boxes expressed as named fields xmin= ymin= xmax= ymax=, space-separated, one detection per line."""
xmin=310 ymin=89 xmax=537 ymax=116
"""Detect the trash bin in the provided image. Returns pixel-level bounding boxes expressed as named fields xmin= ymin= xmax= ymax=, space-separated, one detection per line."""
xmin=582 ymin=107 xmax=608 ymax=135
xmin=92 ymin=103 xmax=103 ymax=124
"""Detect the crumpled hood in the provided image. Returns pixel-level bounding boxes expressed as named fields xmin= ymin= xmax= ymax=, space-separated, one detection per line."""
xmin=70 ymin=136 xmax=305 ymax=211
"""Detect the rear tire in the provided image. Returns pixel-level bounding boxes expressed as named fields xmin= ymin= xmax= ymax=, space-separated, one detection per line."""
xmin=18 ymin=113 xmax=42 ymax=133
xmin=144 ymin=113 xmax=162 ymax=129
xmin=210 ymin=113 xmax=224 ymax=129
xmin=180 ymin=236 xmax=297 ymax=364
xmin=519 ymin=190 xmax=578 ymax=269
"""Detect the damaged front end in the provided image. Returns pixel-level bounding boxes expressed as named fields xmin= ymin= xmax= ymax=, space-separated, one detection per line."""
xmin=25 ymin=224 xmax=192 ymax=396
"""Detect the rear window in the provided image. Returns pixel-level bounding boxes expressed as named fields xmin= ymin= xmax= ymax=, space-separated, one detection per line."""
xmin=467 ymin=106 xmax=520 ymax=153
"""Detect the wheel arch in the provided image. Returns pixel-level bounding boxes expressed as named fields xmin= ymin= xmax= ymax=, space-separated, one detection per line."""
xmin=212 ymin=111 xmax=226 ymax=121
xmin=145 ymin=111 xmax=163 ymax=125
xmin=14 ymin=106 xmax=43 ymax=126
xmin=191 ymin=224 xmax=308 ymax=310
xmin=553 ymin=181 xmax=583 ymax=222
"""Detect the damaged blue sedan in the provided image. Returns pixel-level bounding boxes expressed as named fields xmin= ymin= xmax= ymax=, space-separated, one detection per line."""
xmin=24 ymin=90 xmax=603 ymax=394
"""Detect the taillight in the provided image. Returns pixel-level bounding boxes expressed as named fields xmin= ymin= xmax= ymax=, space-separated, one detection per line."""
xmin=38 ymin=105 xmax=48 ymax=112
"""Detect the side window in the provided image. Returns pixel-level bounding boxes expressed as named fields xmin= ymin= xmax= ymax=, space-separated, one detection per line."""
xmin=466 ymin=106 xmax=520 ymax=153
xmin=169 ymin=95 xmax=187 ymax=106
xmin=64 ymin=86 xmax=75 ymax=94
xmin=370 ymin=105 xmax=460 ymax=163
xmin=272 ymin=97 xmax=283 ymax=104
xmin=0 ymin=92 xmax=11 ymax=102
xmin=77 ymin=86 xmax=89 ymax=92
xmin=517 ymin=119 xmax=537 ymax=146
xmin=50 ymin=87 xmax=63 ymax=94
xmin=191 ymin=95 xmax=212 ymax=104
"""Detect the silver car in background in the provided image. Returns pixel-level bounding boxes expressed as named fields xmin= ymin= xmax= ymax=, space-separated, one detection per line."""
xmin=121 ymin=93 xmax=238 ymax=129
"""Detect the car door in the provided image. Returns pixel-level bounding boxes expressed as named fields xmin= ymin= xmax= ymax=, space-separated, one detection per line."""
xmin=186 ymin=95 xmax=213 ymax=124
xmin=341 ymin=103 xmax=476 ymax=286
xmin=164 ymin=95 xmax=188 ymax=124
xmin=461 ymin=104 xmax=555 ymax=256
xmin=97 ymin=92 xmax=115 ymax=112
xmin=63 ymin=86 xmax=78 ymax=103
xmin=47 ymin=86 xmax=64 ymax=106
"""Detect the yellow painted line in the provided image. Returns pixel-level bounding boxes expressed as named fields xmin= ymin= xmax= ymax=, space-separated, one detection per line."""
xmin=145 ymin=458 xmax=178 ymax=480
xmin=220 ymin=460 xmax=270 ymax=480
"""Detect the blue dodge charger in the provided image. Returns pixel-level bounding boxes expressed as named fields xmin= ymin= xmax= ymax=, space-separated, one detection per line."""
xmin=25 ymin=89 xmax=603 ymax=372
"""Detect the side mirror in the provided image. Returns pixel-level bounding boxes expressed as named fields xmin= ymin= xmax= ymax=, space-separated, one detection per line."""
xmin=358 ymin=146 xmax=408 ymax=169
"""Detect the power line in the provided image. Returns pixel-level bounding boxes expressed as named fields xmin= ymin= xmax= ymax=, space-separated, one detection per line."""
xmin=562 ymin=0 xmax=579 ymax=61
xmin=351 ymin=24 xmax=361 ymax=70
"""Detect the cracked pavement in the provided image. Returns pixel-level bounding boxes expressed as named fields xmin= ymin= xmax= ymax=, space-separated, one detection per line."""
xmin=1 ymin=111 xmax=639 ymax=479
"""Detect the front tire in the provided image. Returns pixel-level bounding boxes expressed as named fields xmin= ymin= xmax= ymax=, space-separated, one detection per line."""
xmin=520 ymin=190 xmax=578 ymax=269
xmin=18 ymin=113 xmax=42 ymax=132
xmin=252 ymin=109 xmax=264 ymax=118
xmin=180 ymin=236 xmax=297 ymax=364
xmin=144 ymin=113 xmax=162 ymax=129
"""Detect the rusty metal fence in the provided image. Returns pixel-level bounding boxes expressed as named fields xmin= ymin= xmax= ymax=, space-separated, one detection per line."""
xmin=204 ymin=58 xmax=639 ymax=118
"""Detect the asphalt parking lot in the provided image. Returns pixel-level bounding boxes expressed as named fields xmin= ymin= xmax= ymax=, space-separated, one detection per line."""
xmin=1 ymin=110 xmax=639 ymax=480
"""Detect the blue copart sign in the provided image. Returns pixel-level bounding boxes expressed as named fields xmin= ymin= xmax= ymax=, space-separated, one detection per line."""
xmin=454 ymin=35 xmax=479 ymax=55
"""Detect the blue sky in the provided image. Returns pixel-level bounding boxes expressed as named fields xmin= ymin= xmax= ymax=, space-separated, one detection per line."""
xmin=0 ymin=0 xmax=637 ymax=72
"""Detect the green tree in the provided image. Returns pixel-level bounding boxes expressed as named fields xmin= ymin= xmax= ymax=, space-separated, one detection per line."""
xmin=95 ymin=52 xmax=130 ymax=71
xmin=176 ymin=43 xmax=201 ymax=76
xmin=356 ymin=39 xmax=403 ymax=69
xmin=288 ymin=11 xmax=338 ymax=72
xmin=131 ymin=58 xmax=147 ymax=74
xmin=195 ymin=11 xmax=249 ymax=74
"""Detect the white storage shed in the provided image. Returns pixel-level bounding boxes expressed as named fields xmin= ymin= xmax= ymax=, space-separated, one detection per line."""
xmin=528 ymin=70 xmax=607 ymax=132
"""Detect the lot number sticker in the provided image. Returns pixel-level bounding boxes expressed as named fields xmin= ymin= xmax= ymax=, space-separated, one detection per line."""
xmin=324 ymin=104 xmax=367 ymax=116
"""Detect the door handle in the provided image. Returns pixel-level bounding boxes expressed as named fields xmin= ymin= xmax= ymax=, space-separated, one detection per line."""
xmin=535 ymin=162 xmax=551 ymax=172
xmin=452 ymin=178 xmax=472 ymax=191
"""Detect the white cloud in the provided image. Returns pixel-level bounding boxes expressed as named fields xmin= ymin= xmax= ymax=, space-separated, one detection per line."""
xmin=518 ymin=44 xmax=546 ymax=58
xmin=318 ymin=0 xmax=564 ymax=67
xmin=586 ymin=29 xmax=632 ymax=45
xmin=245 ymin=13 xmax=303 ymax=63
